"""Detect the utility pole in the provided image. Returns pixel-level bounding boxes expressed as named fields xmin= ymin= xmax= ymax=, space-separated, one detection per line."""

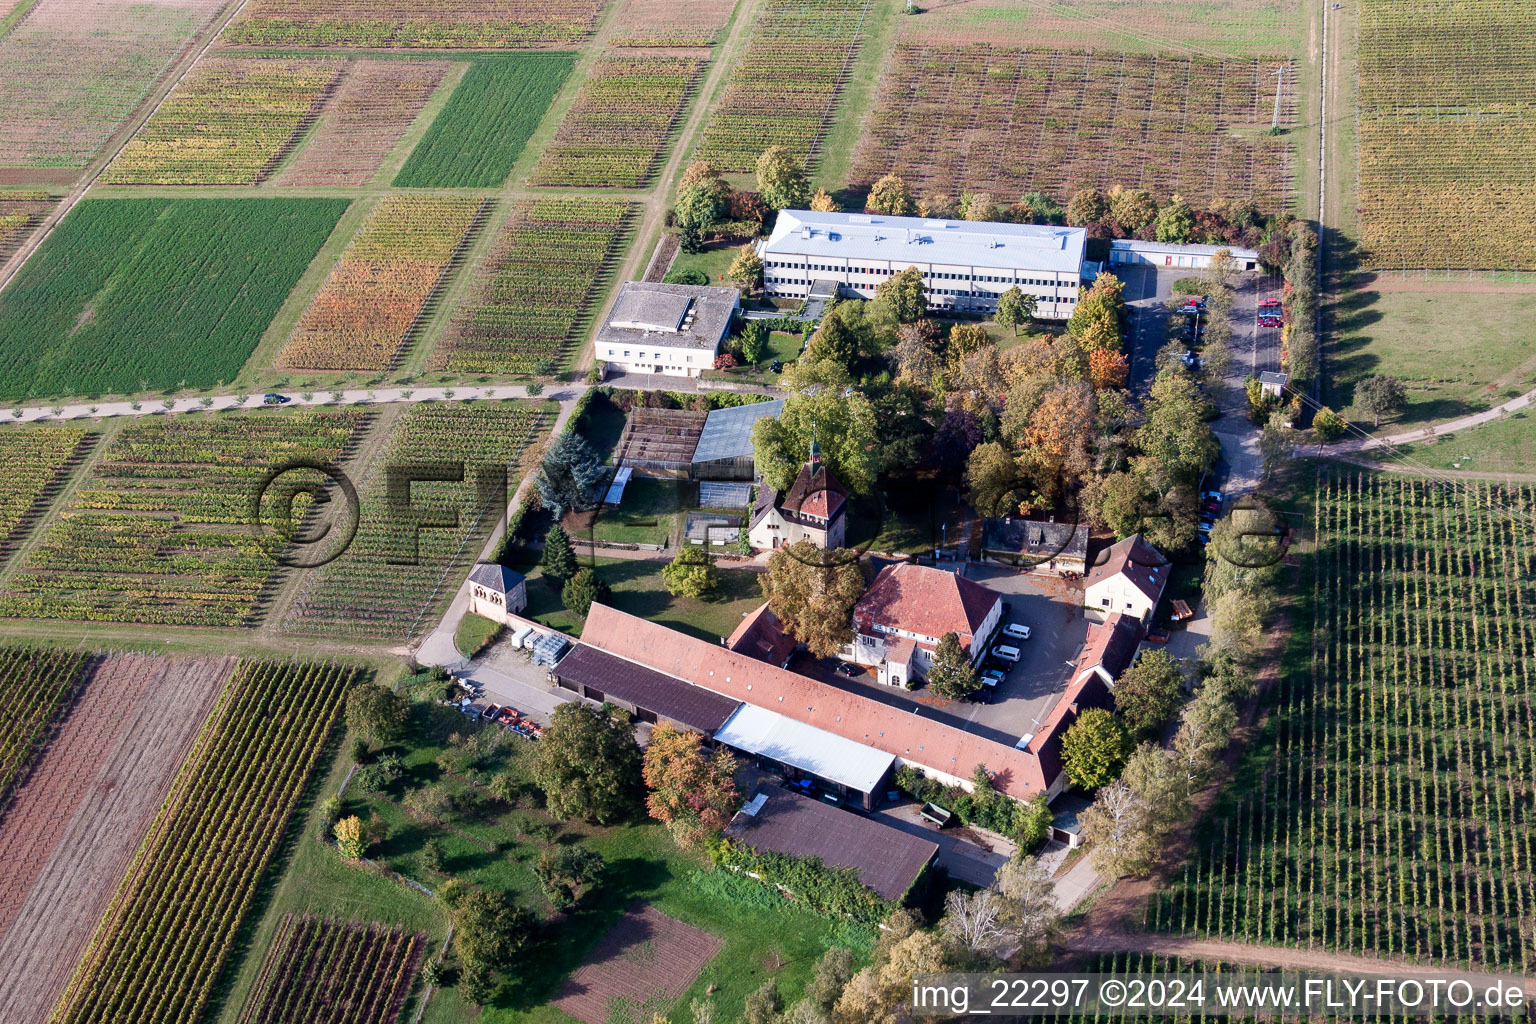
xmin=1271 ymin=67 xmax=1287 ymax=130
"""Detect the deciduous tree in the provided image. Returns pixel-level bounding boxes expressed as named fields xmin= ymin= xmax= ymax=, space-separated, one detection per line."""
xmin=1066 ymin=187 xmax=1109 ymax=227
xmin=994 ymin=855 xmax=1059 ymax=961
xmin=729 ymin=244 xmax=764 ymax=290
xmin=642 ymin=724 xmax=740 ymax=847
xmin=1120 ymin=742 xmax=1191 ymax=835
xmin=810 ymin=187 xmax=840 ymax=212
xmin=866 ymin=173 xmax=916 ymax=216
xmin=345 ymin=683 xmax=409 ymax=747
xmin=875 ymin=266 xmax=927 ymax=323
xmin=1087 ymin=347 xmax=1129 ymax=390
xmin=756 ymin=145 xmax=810 ymax=211
xmin=961 ymin=191 xmax=995 ymax=221
xmin=1113 ymin=649 xmax=1187 ymax=740
xmin=942 ymin=887 xmax=1007 ymax=955
xmin=662 ymin=544 xmax=720 ymax=598
xmin=1354 ymin=373 xmax=1406 ymax=427
xmin=994 ymin=286 xmax=1034 ymax=336
xmin=761 ymin=540 xmax=865 ymax=657
xmin=333 ymin=815 xmax=365 ymax=859
xmin=1154 ymin=193 xmax=1195 ymax=243
xmin=1107 ymin=185 xmax=1158 ymax=233
xmin=675 ymin=160 xmax=730 ymax=228
xmin=1080 ymin=781 xmax=1154 ymax=877
xmin=1061 ymin=707 xmax=1131 ymax=790
xmin=533 ymin=702 xmax=642 ymax=823
xmin=927 ymin=631 xmax=979 ymax=700
xmin=455 ymin=888 xmax=535 ymax=975
xmin=750 ymin=389 xmax=880 ymax=494
xmin=965 ymin=442 xmax=1026 ymax=518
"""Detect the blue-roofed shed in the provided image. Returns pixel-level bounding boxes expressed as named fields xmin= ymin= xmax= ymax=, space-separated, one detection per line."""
xmin=692 ymin=398 xmax=783 ymax=480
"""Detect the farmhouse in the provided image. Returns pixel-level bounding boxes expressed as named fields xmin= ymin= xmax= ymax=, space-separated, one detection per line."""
xmin=691 ymin=398 xmax=784 ymax=481
xmin=466 ymin=562 xmax=527 ymax=622
xmin=1025 ymin=612 xmax=1141 ymax=799
xmin=595 ymin=281 xmax=739 ymax=379
xmin=1085 ymin=534 xmax=1169 ymax=623
xmin=844 ymin=563 xmax=1004 ymax=687
xmin=758 ymin=209 xmax=1087 ymax=319
xmin=550 ymin=643 xmax=740 ymax=736
xmin=747 ymin=437 xmax=847 ymax=551
xmin=981 ymin=517 xmax=1089 ymax=572
xmin=726 ymin=602 xmax=797 ymax=668
xmin=1107 ymin=239 xmax=1260 ymax=271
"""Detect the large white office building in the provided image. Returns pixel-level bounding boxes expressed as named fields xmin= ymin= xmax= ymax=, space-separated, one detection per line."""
xmin=757 ymin=209 xmax=1088 ymax=319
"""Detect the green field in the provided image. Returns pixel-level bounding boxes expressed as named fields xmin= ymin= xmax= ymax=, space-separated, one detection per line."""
xmin=1375 ymin=409 xmax=1536 ymax=475
xmin=394 ymin=54 xmax=575 ymax=188
xmin=0 ymin=198 xmax=349 ymax=401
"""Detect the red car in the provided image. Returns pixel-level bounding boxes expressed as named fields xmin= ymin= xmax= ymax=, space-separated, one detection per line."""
xmin=1258 ymin=315 xmax=1283 ymax=328
xmin=1259 ymin=297 xmax=1282 ymax=309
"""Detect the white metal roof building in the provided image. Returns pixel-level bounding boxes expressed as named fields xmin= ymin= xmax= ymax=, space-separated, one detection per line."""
xmin=1108 ymin=239 xmax=1260 ymax=271
xmin=757 ymin=210 xmax=1088 ymax=320
xmin=712 ymin=703 xmax=897 ymax=803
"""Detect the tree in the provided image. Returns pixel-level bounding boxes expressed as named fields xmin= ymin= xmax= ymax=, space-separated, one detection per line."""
xmin=1354 ymin=373 xmax=1406 ymax=427
xmin=1013 ymin=794 xmax=1054 ymax=851
xmin=751 ymin=389 xmax=880 ymax=495
xmin=345 ymin=683 xmax=408 ymax=747
xmin=875 ymin=266 xmax=926 ymax=323
xmin=994 ymin=286 xmax=1033 ymax=336
xmin=662 ymin=544 xmax=720 ymax=598
xmin=675 ymin=160 xmax=730 ymax=228
xmin=1172 ymin=686 xmax=1237 ymax=789
xmin=1019 ymin=191 xmax=1064 ymax=224
xmin=1107 ymin=185 xmax=1158 ymax=233
xmin=804 ymin=308 xmax=860 ymax=368
xmin=1154 ymin=193 xmax=1195 ymax=243
xmin=534 ymin=702 xmax=642 ymax=823
xmin=536 ymin=431 xmax=605 ymax=519
xmin=961 ymin=191 xmax=995 ymax=221
xmin=927 ymin=631 xmax=979 ymax=700
xmin=1138 ymin=369 xmax=1220 ymax=479
xmin=1120 ymin=742 xmax=1191 ymax=835
xmin=542 ymin=523 xmax=579 ymax=582
xmin=1205 ymin=247 xmax=1240 ymax=295
xmin=534 ymin=845 xmax=605 ymax=909
xmin=865 ymin=173 xmax=915 ymax=216
xmin=760 ymin=540 xmax=864 ymax=656
xmin=1067 ymin=187 xmax=1109 ymax=227
xmin=1022 ymin=380 xmax=1096 ymax=492
xmin=965 ymin=442 xmax=1025 ymax=518
xmin=1113 ymin=649 xmax=1187 ymax=740
xmin=333 ymin=815 xmax=365 ymax=859
xmin=562 ymin=567 xmax=610 ymax=619
xmin=740 ymin=322 xmax=769 ymax=365
xmin=642 ymin=725 xmax=739 ymax=846
xmin=993 ymin=855 xmax=1059 ymax=961
xmin=1258 ymin=409 xmax=1298 ymax=479
xmin=810 ymin=187 xmax=841 ymax=212
xmin=1080 ymin=781 xmax=1154 ymax=878
xmin=803 ymin=948 xmax=856 ymax=1017
xmin=665 ymin=267 xmax=709 ymax=286
xmin=1066 ymin=274 xmax=1125 ymax=351
xmin=927 ymin=409 xmax=984 ymax=475
xmin=1087 ymin=347 xmax=1129 ymax=390
xmin=833 ymin=930 xmax=950 ymax=1024
xmin=1061 ymin=707 xmax=1131 ymax=790
xmin=1313 ymin=405 xmax=1348 ymax=441
xmin=1203 ymin=500 xmax=1284 ymax=602
xmin=756 ymin=146 xmax=810 ymax=211
xmin=744 ymin=981 xmax=783 ymax=1024
xmin=456 ymin=888 xmax=535 ymax=977
xmin=942 ymin=887 xmax=1007 ymax=955
xmin=728 ymin=244 xmax=764 ymax=290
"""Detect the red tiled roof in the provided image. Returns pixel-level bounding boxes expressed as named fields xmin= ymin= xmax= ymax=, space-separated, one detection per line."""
xmin=726 ymin=603 xmax=798 ymax=667
xmin=1086 ymin=533 xmax=1169 ymax=603
xmin=583 ymin=603 xmax=1049 ymax=798
xmin=854 ymin=563 xmax=1001 ymax=647
xmin=1026 ymin=614 xmax=1136 ymax=787
xmin=781 ymin=460 xmax=847 ymax=521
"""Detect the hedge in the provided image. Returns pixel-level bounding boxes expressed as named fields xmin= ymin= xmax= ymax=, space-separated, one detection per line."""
xmin=706 ymin=836 xmax=892 ymax=925
xmin=893 ymin=764 xmax=1050 ymax=848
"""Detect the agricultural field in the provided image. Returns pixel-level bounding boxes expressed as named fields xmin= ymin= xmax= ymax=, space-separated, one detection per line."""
xmin=0 ymin=411 xmax=371 ymax=627
xmin=285 ymin=401 xmax=549 ymax=641
xmin=273 ymin=59 xmax=452 ymax=187
xmin=1356 ymin=0 xmax=1536 ymax=269
xmin=0 ymin=195 xmax=52 ymax=261
xmin=280 ymin=195 xmax=487 ymax=371
xmin=0 ymin=0 xmax=225 ymax=168
xmin=0 ymin=197 xmax=349 ymax=400
xmin=437 ymin=197 xmax=636 ymax=375
xmin=0 ymin=647 xmax=87 ymax=806
xmin=0 ymin=427 xmax=94 ymax=565
xmin=103 ymin=57 xmax=345 ymax=185
xmin=694 ymin=0 xmax=876 ymax=171
xmin=0 ymin=655 xmax=232 ymax=1024
xmin=393 ymin=53 xmax=575 ymax=188
xmin=852 ymin=43 xmax=1294 ymax=210
xmin=222 ymin=0 xmax=605 ymax=48
xmin=609 ymin=0 xmax=738 ymax=47
xmin=236 ymin=915 xmax=426 ymax=1024
xmin=1150 ymin=473 xmax=1536 ymax=970
xmin=50 ymin=659 xmax=359 ymax=1024
xmin=530 ymin=55 xmax=706 ymax=189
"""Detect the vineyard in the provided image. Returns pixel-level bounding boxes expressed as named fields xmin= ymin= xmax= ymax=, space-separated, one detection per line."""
xmin=280 ymin=195 xmax=486 ymax=371
xmin=531 ymin=55 xmax=706 ymax=189
xmin=273 ymin=59 xmax=451 ymax=187
xmin=286 ymin=401 xmax=547 ymax=640
xmin=393 ymin=53 xmax=574 ymax=188
xmin=1150 ymin=473 xmax=1536 ymax=971
xmin=437 ymin=197 xmax=636 ymax=375
xmin=50 ymin=658 xmax=359 ymax=1024
xmin=222 ymin=0 xmax=605 ymax=47
xmin=694 ymin=0 xmax=875 ymax=171
xmin=103 ymin=57 xmax=345 ymax=185
xmin=0 ymin=0 xmax=225 ymax=167
xmin=609 ymin=0 xmax=737 ymax=47
xmin=0 ymin=197 xmax=349 ymax=400
xmin=0 ymin=647 xmax=87 ymax=807
xmin=852 ymin=43 xmax=1294 ymax=209
xmin=0 ymin=427 xmax=94 ymax=565
xmin=236 ymin=915 xmax=426 ymax=1024
xmin=0 ymin=411 xmax=371 ymax=627
xmin=1356 ymin=0 xmax=1536 ymax=269
xmin=0 ymin=196 xmax=52 ymax=261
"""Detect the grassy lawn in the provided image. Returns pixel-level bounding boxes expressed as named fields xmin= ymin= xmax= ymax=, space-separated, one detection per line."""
xmin=845 ymin=489 xmax=958 ymax=556
xmin=984 ymin=322 xmax=1058 ymax=353
xmin=1369 ymin=408 xmax=1536 ymax=475
xmin=456 ymin=612 xmax=503 ymax=658
xmin=664 ymin=242 xmax=740 ymax=287
xmin=517 ymin=556 xmax=766 ymax=642
xmin=1330 ymin=287 xmax=1536 ymax=427
xmin=591 ymin=477 xmax=689 ymax=547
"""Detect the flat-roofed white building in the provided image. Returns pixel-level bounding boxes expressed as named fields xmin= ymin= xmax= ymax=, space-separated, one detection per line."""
xmin=1108 ymin=239 xmax=1260 ymax=271
xmin=757 ymin=209 xmax=1088 ymax=320
xmin=595 ymin=281 xmax=740 ymax=379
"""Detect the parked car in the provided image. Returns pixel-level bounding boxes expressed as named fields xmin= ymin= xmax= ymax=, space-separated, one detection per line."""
xmin=1198 ymin=521 xmax=1213 ymax=535
xmin=770 ymin=360 xmax=783 ymax=373
xmin=1182 ymin=351 xmax=1200 ymax=369
xmin=1202 ymin=500 xmax=1222 ymax=515
xmin=1259 ymin=297 xmax=1282 ymax=309
xmin=980 ymin=668 xmax=1007 ymax=686
xmin=262 ymin=392 xmax=291 ymax=405
xmin=1200 ymin=510 xmax=1218 ymax=525
xmin=991 ymin=644 xmax=1022 ymax=663
xmin=1002 ymin=622 xmax=1032 ymax=641
xmin=835 ymin=662 xmax=860 ymax=678
xmin=1202 ymin=489 xmax=1223 ymax=503
xmin=1258 ymin=314 xmax=1283 ymax=328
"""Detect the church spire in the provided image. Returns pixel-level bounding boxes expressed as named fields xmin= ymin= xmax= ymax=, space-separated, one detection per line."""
xmin=808 ymin=419 xmax=821 ymax=466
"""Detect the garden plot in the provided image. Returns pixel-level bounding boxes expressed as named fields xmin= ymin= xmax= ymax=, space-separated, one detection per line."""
xmin=852 ymin=43 xmax=1294 ymax=210
xmin=0 ymin=0 xmax=225 ymax=168
xmin=223 ymin=0 xmax=605 ymax=48
xmin=550 ymin=903 xmax=723 ymax=1024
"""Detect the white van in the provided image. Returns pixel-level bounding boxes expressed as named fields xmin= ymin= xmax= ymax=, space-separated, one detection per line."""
xmin=991 ymin=644 xmax=1022 ymax=663
xmin=1002 ymin=623 xmax=1032 ymax=641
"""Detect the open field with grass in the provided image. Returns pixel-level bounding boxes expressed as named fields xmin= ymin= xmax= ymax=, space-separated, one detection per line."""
xmin=1329 ymin=286 xmax=1536 ymax=427
xmin=0 ymin=0 xmax=225 ymax=168
xmin=852 ymin=43 xmax=1294 ymax=209
xmin=0 ymin=410 xmax=371 ymax=627
xmin=1371 ymin=411 xmax=1536 ymax=477
xmin=609 ymin=0 xmax=738 ymax=47
xmin=51 ymin=659 xmax=359 ymax=1024
xmin=222 ymin=0 xmax=606 ymax=48
xmin=286 ymin=401 xmax=549 ymax=641
xmin=437 ymin=197 xmax=636 ymax=375
xmin=530 ymin=55 xmax=706 ymax=189
xmin=1150 ymin=472 xmax=1536 ymax=969
xmin=0 ymin=197 xmax=350 ymax=401
xmin=280 ymin=195 xmax=487 ymax=371
xmin=0 ymin=427 xmax=93 ymax=565
xmin=394 ymin=54 xmax=575 ymax=189
xmin=104 ymin=57 xmax=346 ymax=185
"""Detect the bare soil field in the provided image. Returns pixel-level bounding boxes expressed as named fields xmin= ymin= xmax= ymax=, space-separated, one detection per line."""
xmin=273 ymin=58 xmax=452 ymax=187
xmin=0 ymin=653 xmax=232 ymax=1024
xmin=550 ymin=903 xmax=723 ymax=1024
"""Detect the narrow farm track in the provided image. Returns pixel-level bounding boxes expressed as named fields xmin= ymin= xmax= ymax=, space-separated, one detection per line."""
xmin=0 ymin=654 xmax=232 ymax=1024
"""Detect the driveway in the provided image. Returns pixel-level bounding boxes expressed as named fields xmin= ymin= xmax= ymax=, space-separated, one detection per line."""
xmin=873 ymin=800 xmax=1012 ymax=888
xmin=456 ymin=639 xmax=576 ymax=727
